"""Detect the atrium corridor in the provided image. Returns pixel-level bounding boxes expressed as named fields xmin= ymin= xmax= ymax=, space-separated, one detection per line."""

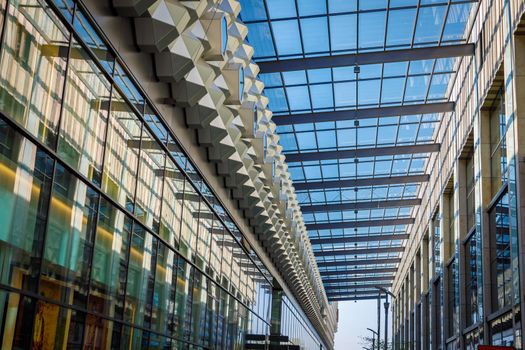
xmin=0 ymin=0 xmax=525 ymax=349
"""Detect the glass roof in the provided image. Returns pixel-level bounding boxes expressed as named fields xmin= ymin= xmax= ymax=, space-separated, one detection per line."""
xmin=239 ymin=0 xmax=477 ymax=301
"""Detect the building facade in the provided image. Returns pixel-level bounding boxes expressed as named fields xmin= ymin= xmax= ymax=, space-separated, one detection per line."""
xmin=392 ymin=0 xmax=525 ymax=348
xmin=0 ymin=0 xmax=337 ymax=349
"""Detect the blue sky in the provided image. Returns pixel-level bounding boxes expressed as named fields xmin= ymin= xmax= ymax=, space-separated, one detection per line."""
xmin=334 ymin=300 xmax=392 ymax=349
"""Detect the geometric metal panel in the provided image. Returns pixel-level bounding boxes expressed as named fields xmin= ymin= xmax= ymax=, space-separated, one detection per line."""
xmin=294 ymin=175 xmax=429 ymax=191
xmin=285 ymin=144 xmax=440 ymax=162
xmin=302 ymin=200 xmax=421 ymax=213
xmin=314 ymin=246 xmax=404 ymax=257
xmin=272 ymin=102 xmax=454 ymax=126
xmin=306 ymin=218 xmax=414 ymax=231
xmin=310 ymin=234 xmax=410 ymax=245
xmin=258 ymin=44 xmax=475 ymax=73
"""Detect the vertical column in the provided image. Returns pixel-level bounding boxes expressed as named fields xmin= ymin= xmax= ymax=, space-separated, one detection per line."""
xmin=270 ymin=287 xmax=283 ymax=336
xmin=415 ymin=252 xmax=422 ymax=350
xmin=440 ymin=195 xmax=450 ymax=344
xmin=477 ymin=108 xmax=492 ymax=341
xmin=504 ymin=6 xmax=525 ymax=339
xmin=455 ymin=160 xmax=468 ymax=347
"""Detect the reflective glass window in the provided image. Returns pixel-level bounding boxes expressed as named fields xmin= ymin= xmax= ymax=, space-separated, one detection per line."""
xmin=160 ymin=157 xmax=184 ymax=250
xmin=41 ymin=163 xmax=99 ymax=307
xmin=0 ymin=290 xmax=36 ymax=349
xmin=151 ymin=241 xmax=177 ymax=335
xmin=135 ymin=128 xmax=164 ymax=231
xmin=101 ymin=88 xmax=141 ymax=212
xmin=89 ymin=197 xmax=131 ymax=320
xmin=0 ymin=0 xmax=68 ymax=148
xmin=124 ymin=224 xmax=157 ymax=328
xmin=57 ymin=41 xmax=110 ymax=186
xmin=0 ymin=119 xmax=53 ymax=291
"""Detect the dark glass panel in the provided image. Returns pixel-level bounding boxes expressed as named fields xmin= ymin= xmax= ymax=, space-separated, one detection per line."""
xmin=151 ymin=241 xmax=176 ymax=335
xmin=0 ymin=290 xmax=36 ymax=349
xmin=40 ymin=163 xmax=98 ymax=307
xmin=0 ymin=119 xmax=53 ymax=291
xmin=89 ymin=197 xmax=131 ymax=320
xmin=124 ymin=224 xmax=157 ymax=328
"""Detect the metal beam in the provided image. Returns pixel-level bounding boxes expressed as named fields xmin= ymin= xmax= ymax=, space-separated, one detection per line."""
xmin=329 ymin=295 xmax=386 ymax=302
xmin=258 ymin=44 xmax=475 ymax=73
xmin=323 ymin=275 xmax=394 ymax=284
xmin=307 ymin=218 xmax=414 ymax=231
xmin=272 ymin=102 xmax=454 ymax=125
xmin=324 ymin=283 xmax=392 ymax=291
xmin=310 ymin=234 xmax=409 ymax=245
xmin=319 ymin=267 xmax=398 ymax=276
xmin=285 ymin=144 xmax=440 ymax=163
xmin=326 ymin=289 xmax=389 ymax=297
xmin=317 ymin=258 xmax=401 ymax=267
xmin=302 ymin=199 xmax=421 ymax=213
xmin=314 ymin=246 xmax=404 ymax=257
xmin=294 ymin=174 xmax=429 ymax=191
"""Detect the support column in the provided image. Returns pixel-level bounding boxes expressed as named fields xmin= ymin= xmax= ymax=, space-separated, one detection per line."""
xmin=455 ymin=159 xmax=468 ymax=348
xmin=477 ymin=108 xmax=493 ymax=341
xmin=508 ymin=31 xmax=525 ymax=342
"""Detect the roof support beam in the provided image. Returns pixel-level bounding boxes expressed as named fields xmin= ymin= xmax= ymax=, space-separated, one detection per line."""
xmin=329 ymin=295 xmax=386 ymax=301
xmin=258 ymin=44 xmax=475 ymax=73
xmin=302 ymin=199 xmax=421 ymax=213
xmin=326 ymin=289 xmax=389 ymax=297
xmin=310 ymin=234 xmax=410 ymax=245
xmin=317 ymin=257 xmax=401 ymax=267
xmin=319 ymin=267 xmax=398 ymax=276
xmin=324 ymin=283 xmax=392 ymax=291
xmin=314 ymin=246 xmax=404 ymax=257
xmin=323 ymin=275 xmax=394 ymax=284
xmin=307 ymin=218 xmax=414 ymax=231
xmin=294 ymin=174 xmax=429 ymax=191
xmin=285 ymin=144 xmax=440 ymax=162
xmin=272 ymin=102 xmax=454 ymax=125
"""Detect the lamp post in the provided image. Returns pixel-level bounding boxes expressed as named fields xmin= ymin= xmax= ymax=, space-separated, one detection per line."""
xmin=367 ymin=327 xmax=378 ymax=350
xmin=376 ymin=290 xmax=381 ymax=350
xmin=375 ymin=286 xmax=396 ymax=350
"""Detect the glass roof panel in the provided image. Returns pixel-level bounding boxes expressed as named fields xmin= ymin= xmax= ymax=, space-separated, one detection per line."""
xmin=240 ymin=0 xmax=477 ymax=298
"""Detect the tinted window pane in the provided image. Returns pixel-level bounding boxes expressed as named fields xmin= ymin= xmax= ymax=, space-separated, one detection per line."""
xmin=57 ymin=42 xmax=110 ymax=186
xmin=0 ymin=0 xmax=68 ymax=148
xmin=101 ymin=89 xmax=141 ymax=212
xmin=0 ymin=119 xmax=53 ymax=291
xmin=41 ymin=163 xmax=99 ymax=307
xmin=89 ymin=197 xmax=131 ymax=320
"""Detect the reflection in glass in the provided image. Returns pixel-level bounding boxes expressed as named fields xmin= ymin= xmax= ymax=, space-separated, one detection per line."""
xmin=57 ymin=41 xmax=110 ymax=186
xmin=124 ymin=224 xmax=157 ymax=330
xmin=89 ymin=197 xmax=131 ymax=320
xmin=0 ymin=0 xmax=69 ymax=148
xmin=41 ymin=163 xmax=98 ymax=307
xmin=101 ymin=88 xmax=141 ymax=212
xmin=160 ymin=158 xmax=184 ymax=250
xmin=0 ymin=119 xmax=53 ymax=291
xmin=135 ymin=128 xmax=164 ymax=231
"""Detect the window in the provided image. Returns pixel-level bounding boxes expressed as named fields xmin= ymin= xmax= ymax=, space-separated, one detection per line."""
xmin=40 ymin=163 xmax=99 ymax=308
xmin=239 ymin=67 xmax=245 ymax=102
xmin=465 ymin=152 xmax=476 ymax=231
xmin=490 ymin=192 xmax=512 ymax=310
xmin=447 ymin=259 xmax=459 ymax=337
xmin=0 ymin=0 xmax=69 ymax=148
xmin=489 ymin=90 xmax=507 ymax=197
xmin=465 ymin=231 xmax=480 ymax=326
xmin=101 ymin=89 xmax=141 ymax=211
xmin=0 ymin=119 xmax=53 ymax=291
xmin=57 ymin=41 xmax=110 ymax=186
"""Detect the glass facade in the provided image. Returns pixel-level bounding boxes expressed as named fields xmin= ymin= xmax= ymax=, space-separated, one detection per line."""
xmin=0 ymin=1 xmax=328 ymax=349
